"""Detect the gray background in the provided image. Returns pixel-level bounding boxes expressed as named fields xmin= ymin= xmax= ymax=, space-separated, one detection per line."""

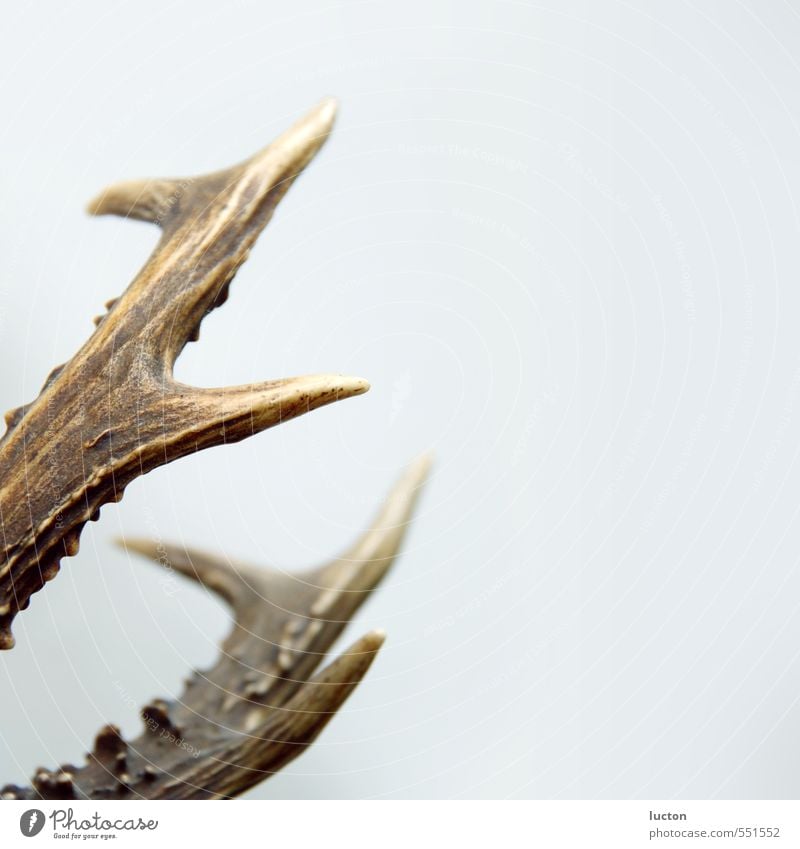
xmin=0 ymin=0 xmax=799 ymax=799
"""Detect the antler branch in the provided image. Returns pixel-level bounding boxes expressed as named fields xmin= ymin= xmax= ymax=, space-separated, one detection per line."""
xmin=0 ymin=98 xmax=369 ymax=648
xmin=1 ymin=455 xmax=430 ymax=800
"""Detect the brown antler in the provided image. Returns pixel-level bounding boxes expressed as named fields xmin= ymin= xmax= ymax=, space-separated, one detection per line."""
xmin=0 ymin=455 xmax=430 ymax=800
xmin=0 ymin=98 xmax=370 ymax=649
xmin=0 ymin=99 xmax=429 ymax=799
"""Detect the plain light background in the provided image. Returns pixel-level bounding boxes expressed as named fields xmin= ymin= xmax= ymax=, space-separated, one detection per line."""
xmin=1 ymin=0 xmax=800 ymax=799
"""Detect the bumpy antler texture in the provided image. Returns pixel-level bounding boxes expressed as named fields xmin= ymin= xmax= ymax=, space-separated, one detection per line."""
xmin=0 ymin=98 xmax=369 ymax=649
xmin=1 ymin=456 xmax=430 ymax=800
xmin=0 ymin=100 xmax=431 ymax=799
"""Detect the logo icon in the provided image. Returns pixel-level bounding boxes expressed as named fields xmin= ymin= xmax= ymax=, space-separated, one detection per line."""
xmin=19 ymin=809 xmax=45 ymax=837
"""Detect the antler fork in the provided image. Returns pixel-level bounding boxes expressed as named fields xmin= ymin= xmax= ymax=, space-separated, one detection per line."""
xmin=0 ymin=98 xmax=366 ymax=648
xmin=0 ymin=99 xmax=429 ymax=798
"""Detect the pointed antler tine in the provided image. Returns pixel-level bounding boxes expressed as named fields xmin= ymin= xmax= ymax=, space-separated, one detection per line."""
xmin=114 ymin=537 xmax=247 ymax=606
xmin=162 ymin=374 xmax=370 ymax=457
xmin=236 ymin=95 xmax=338 ymax=210
xmin=119 ymin=455 xmax=429 ymax=680
xmin=85 ymin=97 xmax=340 ymax=366
xmin=304 ymin=452 xmax=433 ymax=621
xmin=86 ymin=97 xmax=338 ymax=229
xmin=149 ymin=631 xmax=385 ymax=800
xmin=267 ymin=629 xmax=385 ymax=726
xmin=86 ymin=177 xmax=189 ymax=223
xmin=340 ymin=451 xmax=432 ymax=570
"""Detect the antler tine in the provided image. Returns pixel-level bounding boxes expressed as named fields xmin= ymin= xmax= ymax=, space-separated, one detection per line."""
xmin=157 ymin=631 xmax=386 ymax=800
xmin=122 ymin=451 xmax=432 ymax=617
xmin=87 ymin=97 xmax=337 ymax=227
xmin=122 ymin=454 xmax=431 ymax=699
xmin=303 ymin=451 xmax=434 ymax=620
xmin=0 ymin=98 xmax=366 ymax=649
xmin=86 ymin=96 xmax=339 ymax=365
xmin=0 ymin=457 xmax=429 ymax=800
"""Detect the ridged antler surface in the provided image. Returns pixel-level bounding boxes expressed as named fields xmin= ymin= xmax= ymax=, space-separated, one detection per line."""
xmin=0 ymin=456 xmax=430 ymax=800
xmin=0 ymin=98 xmax=369 ymax=649
xmin=0 ymin=98 xmax=430 ymax=799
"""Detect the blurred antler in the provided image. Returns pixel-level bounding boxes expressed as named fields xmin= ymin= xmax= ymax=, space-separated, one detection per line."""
xmin=0 ymin=98 xmax=370 ymax=649
xmin=1 ymin=456 xmax=430 ymax=800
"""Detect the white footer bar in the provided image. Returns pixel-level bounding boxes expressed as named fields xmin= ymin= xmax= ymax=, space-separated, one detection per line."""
xmin=1 ymin=800 xmax=797 ymax=848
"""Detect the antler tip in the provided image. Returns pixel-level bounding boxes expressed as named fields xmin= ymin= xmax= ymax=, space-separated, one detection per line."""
xmin=362 ymin=627 xmax=387 ymax=652
xmin=85 ymin=177 xmax=178 ymax=225
xmin=303 ymin=628 xmax=386 ymax=692
xmin=113 ymin=536 xmax=155 ymax=557
xmin=336 ymin=374 xmax=370 ymax=397
xmin=407 ymin=450 xmax=434 ymax=483
xmin=298 ymin=95 xmax=339 ymax=141
xmin=271 ymin=372 xmax=370 ymax=410
xmin=313 ymin=94 xmax=339 ymax=123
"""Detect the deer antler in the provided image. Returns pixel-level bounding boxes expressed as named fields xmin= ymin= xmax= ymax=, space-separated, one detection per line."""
xmin=0 ymin=100 xmax=431 ymax=799
xmin=1 ymin=455 xmax=430 ymax=800
xmin=0 ymin=98 xmax=369 ymax=649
